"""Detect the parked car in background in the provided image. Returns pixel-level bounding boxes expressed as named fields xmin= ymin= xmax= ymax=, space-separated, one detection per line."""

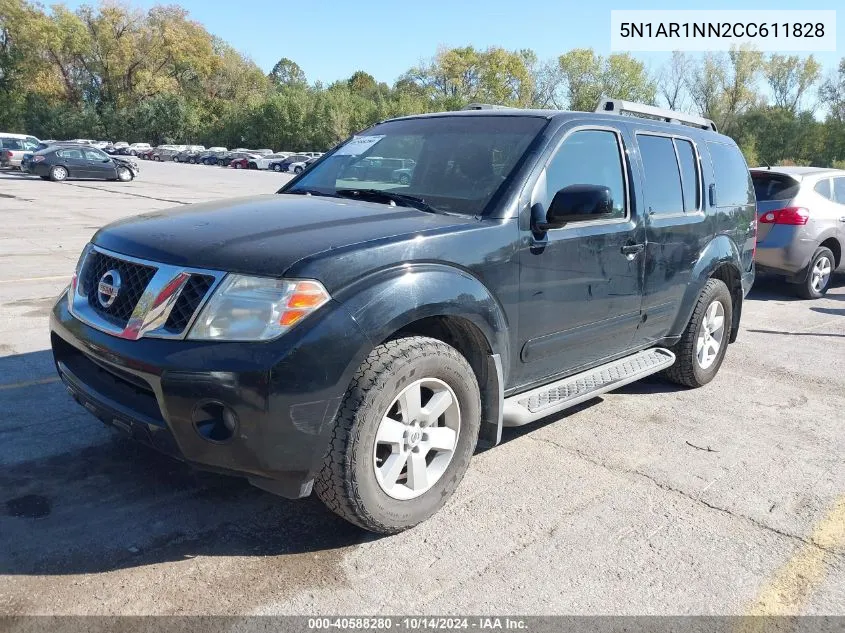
xmin=30 ymin=145 xmax=138 ymax=182
xmin=172 ymin=145 xmax=205 ymax=162
xmin=0 ymin=134 xmax=41 ymax=168
xmin=269 ymin=153 xmax=310 ymax=172
xmin=127 ymin=142 xmax=151 ymax=156
xmin=137 ymin=148 xmax=157 ymax=160
xmin=752 ymin=166 xmax=845 ymax=298
xmin=219 ymin=151 xmax=253 ymax=167
xmin=252 ymin=149 xmax=274 ymax=156
xmin=287 ymin=156 xmax=316 ymax=174
xmin=150 ymin=145 xmax=185 ymax=161
xmin=250 ymin=153 xmax=290 ymax=170
xmin=200 ymin=148 xmax=228 ymax=165
xmin=106 ymin=141 xmax=129 ymax=154
xmin=229 ymin=154 xmax=261 ymax=169
xmin=343 ymin=157 xmax=416 ymax=183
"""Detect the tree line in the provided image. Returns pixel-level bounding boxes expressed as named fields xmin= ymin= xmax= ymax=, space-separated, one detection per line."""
xmin=2 ymin=0 xmax=845 ymax=166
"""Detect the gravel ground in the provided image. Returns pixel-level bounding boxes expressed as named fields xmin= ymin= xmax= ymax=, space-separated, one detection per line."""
xmin=0 ymin=161 xmax=843 ymax=616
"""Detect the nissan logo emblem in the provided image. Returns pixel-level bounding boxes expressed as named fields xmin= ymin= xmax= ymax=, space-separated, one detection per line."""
xmin=97 ymin=270 xmax=122 ymax=308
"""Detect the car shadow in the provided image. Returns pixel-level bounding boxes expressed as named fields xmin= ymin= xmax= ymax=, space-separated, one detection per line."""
xmin=0 ymin=349 xmax=376 ymax=577
xmin=747 ymin=273 xmax=845 ymax=302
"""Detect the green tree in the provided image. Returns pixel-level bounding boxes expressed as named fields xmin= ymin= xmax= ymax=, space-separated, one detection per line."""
xmin=765 ymin=54 xmax=821 ymax=113
xmin=269 ymin=57 xmax=306 ymax=88
xmin=556 ymin=48 xmax=655 ymax=111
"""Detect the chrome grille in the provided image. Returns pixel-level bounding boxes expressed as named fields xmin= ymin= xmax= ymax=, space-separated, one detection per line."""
xmin=79 ymin=251 xmax=156 ymax=328
xmin=163 ymin=274 xmax=215 ymax=333
xmin=70 ymin=246 xmax=224 ymax=340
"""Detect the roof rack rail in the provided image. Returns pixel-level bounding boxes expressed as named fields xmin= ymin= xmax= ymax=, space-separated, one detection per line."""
xmin=462 ymin=103 xmax=511 ymax=110
xmin=595 ymin=98 xmax=717 ymax=132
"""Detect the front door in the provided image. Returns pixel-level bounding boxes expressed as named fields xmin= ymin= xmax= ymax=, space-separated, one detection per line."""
xmin=83 ymin=147 xmax=117 ymax=179
xmin=515 ymin=126 xmax=645 ymax=390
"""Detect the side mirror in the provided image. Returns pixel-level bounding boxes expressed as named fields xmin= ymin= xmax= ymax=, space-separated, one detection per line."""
xmin=538 ymin=184 xmax=615 ymax=230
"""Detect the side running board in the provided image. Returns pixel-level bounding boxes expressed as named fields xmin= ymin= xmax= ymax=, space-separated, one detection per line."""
xmin=502 ymin=348 xmax=675 ymax=427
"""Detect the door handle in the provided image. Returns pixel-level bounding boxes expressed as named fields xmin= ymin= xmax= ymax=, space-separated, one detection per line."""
xmin=621 ymin=243 xmax=645 ymax=258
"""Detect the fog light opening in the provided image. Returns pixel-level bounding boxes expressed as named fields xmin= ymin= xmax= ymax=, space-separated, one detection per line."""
xmin=192 ymin=401 xmax=238 ymax=443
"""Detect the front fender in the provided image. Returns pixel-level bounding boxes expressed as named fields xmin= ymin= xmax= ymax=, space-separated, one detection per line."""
xmin=669 ymin=235 xmax=742 ymax=339
xmin=335 ymin=263 xmax=511 ymax=378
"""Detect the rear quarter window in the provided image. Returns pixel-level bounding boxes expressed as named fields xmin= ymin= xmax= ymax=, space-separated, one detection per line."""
xmin=708 ymin=142 xmax=753 ymax=207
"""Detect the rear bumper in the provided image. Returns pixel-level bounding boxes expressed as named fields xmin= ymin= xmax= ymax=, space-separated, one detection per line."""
xmin=755 ymin=225 xmax=816 ymax=276
xmin=50 ymin=292 xmax=371 ymax=498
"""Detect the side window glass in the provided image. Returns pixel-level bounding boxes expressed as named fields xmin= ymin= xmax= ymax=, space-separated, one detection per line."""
xmin=544 ymin=129 xmax=626 ymax=220
xmin=61 ymin=148 xmax=83 ymax=159
xmin=637 ymin=135 xmax=683 ymax=214
xmin=833 ymin=178 xmax=845 ymax=205
xmin=707 ymin=142 xmax=753 ymax=207
xmin=674 ymin=139 xmax=700 ymax=211
xmin=814 ymin=179 xmax=832 ymax=200
xmin=84 ymin=149 xmax=105 ymax=161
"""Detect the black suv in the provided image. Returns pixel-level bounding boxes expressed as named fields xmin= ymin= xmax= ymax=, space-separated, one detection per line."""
xmin=50 ymin=100 xmax=756 ymax=534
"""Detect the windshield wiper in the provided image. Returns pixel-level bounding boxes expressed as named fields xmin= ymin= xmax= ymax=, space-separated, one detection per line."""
xmin=335 ymin=188 xmax=438 ymax=214
xmin=283 ymin=188 xmax=339 ymax=197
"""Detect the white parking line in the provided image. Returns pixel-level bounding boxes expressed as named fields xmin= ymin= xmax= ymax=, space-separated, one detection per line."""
xmin=0 ymin=275 xmax=69 ymax=284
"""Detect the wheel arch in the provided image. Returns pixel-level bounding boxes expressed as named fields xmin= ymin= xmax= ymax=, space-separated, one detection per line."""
xmin=670 ymin=235 xmax=745 ymax=344
xmin=819 ymin=236 xmax=841 ymax=269
xmin=337 ymin=264 xmax=511 ymax=448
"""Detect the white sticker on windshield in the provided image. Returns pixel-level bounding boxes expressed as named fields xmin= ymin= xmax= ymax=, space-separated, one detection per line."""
xmin=333 ymin=135 xmax=385 ymax=156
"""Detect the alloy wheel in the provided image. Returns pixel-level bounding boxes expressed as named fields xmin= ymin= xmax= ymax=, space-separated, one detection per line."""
xmin=372 ymin=378 xmax=461 ymax=500
xmin=696 ymin=300 xmax=725 ymax=370
xmin=811 ymin=256 xmax=832 ymax=293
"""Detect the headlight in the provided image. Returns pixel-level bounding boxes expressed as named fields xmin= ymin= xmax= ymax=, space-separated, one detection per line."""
xmin=68 ymin=243 xmax=93 ymax=311
xmin=187 ymin=275 xmax=330 ymax=341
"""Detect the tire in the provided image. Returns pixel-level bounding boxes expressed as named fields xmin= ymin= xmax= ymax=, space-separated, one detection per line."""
xmin=273 ymin=164 xmax=281 ymax=172
xmin=294 ymin=166 xmax=303 ymax=174
xmin=234 ymin=163 xmax=242 ymax=169
xmin=116 ymin=166 xmax=133 ymax=182
xmin=664 ymin=278 xmax=732 ymax=388
xmin=399 ymin=174 xmax=410 ymax=185
xmin=315 ymin=336 xmax=481 ymax=534
xmin=795 ymin=246 xmax=835 ymax=299
xmin=189 ymin=157 xmax=196 ymax=164
xmin=49 ymin=165 xmax=68 ymax=182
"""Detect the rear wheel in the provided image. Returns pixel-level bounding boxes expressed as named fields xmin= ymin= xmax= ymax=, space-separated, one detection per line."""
xmin=315 ymin=336 xmax=481 ymax=534
xmin=796 ymin=246 xmax=834 ymax=299
xmin=49 ymin=165 xmax=67 ymax=182
xmin=665 ymin=278 xmax=732 ymax=388
xmin=294 ymin=165 xmax=304 ymax=174
xmin=273 ymin=164 xmax=282 ymax=172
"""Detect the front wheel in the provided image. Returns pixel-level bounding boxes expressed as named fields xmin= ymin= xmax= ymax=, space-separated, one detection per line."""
xmin=796 ymin=247 xmax=835 ymax=299
xmin=315 ymin=336 xmax=481 ymax=534
xmin=116 ymin=166 xmax=133 ymax=182
xmin=294 ymin=166 xmax=303 ymax=174
xmin=664 ymin=278 xmax=733 ymax=388
xmin=273 ymin=164 xmax=281 ymax=172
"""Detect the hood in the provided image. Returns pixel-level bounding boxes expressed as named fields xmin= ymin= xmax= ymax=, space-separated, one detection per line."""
xmin=92 ymin=194 xmax=474 ymax=276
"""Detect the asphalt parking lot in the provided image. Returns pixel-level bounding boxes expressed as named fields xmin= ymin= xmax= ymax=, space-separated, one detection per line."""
xmin=0 ymin=160 xmax=844 ymax=616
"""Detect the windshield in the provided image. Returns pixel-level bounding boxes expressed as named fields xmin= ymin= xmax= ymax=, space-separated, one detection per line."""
xmin=282 ymin=115 xmax=547 ymax=215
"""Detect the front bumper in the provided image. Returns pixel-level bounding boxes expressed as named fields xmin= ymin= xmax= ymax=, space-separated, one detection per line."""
xmin=50 ymin=293 xmax=371 ymax=498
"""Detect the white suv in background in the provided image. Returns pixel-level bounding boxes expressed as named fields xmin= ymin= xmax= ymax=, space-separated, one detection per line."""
xmin=127 ymin=142 xmax=151 ymax=156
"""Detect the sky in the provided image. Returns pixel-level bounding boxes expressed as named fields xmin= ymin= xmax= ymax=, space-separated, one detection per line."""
xmin=60 ymin=0 xmax=844 ymax=85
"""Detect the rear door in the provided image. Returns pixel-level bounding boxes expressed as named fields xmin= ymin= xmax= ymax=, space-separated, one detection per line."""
xmin=631 ymin=129 xmax=710 ymax=345
xmin=56 ymin=147 xmax=87 ymax=176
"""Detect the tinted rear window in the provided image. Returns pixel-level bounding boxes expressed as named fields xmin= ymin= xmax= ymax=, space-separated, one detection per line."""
xmin=752 ymin=173 xmax=801 ymax=201
xmin=708 ymin=143 xmax=753 ymax=207
xmin=0 ymin=138 xmax=24 ymax=150
xmin=638 ymin=135 xmax=683 ymax=214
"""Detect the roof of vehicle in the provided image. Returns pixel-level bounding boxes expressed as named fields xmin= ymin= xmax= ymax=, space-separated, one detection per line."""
xmin=0 ymin=132 xmax=39 ymax=139
xmin=750 ymin=166 xmax=845 ymax=180
xmin=384 ymin=107 xmax=735 ymax=143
